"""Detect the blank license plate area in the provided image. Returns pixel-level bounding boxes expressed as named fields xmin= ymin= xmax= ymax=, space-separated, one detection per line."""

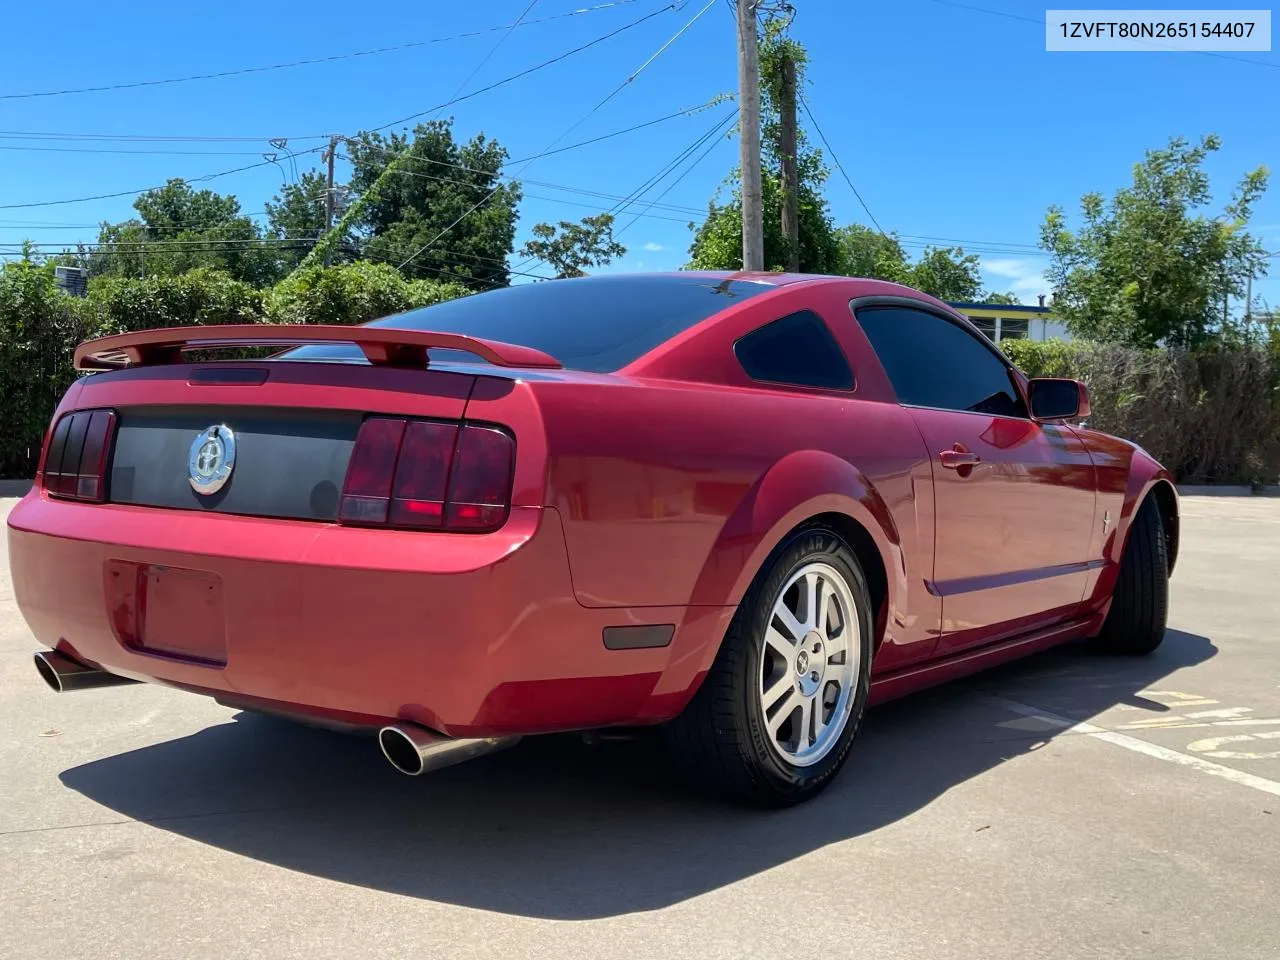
xmin=106 ymin=560 xmax=228 ymax=666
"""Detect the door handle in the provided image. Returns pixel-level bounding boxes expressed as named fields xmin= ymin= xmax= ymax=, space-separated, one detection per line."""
xmin=939 ymin=447 xmax=982 ymax=470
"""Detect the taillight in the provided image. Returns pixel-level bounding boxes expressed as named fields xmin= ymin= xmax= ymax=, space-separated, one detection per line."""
xmin=42 ymin=409 xmax=117 ymax=503
xmin=339 ymin=418 xmax=514 ymax=533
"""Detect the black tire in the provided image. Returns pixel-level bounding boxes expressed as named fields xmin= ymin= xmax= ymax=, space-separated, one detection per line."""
xmin=1091 ymin=495 xmax=1169 ymax=655
xmin=663 ymin=526 xmax=874 ymax=807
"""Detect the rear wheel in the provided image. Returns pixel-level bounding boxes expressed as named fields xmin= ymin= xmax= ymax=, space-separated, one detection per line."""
xmin=1091 ymin=495 xmax=1168 ymax=656
xmin=664 ymin=527 xmax=873 ymax=806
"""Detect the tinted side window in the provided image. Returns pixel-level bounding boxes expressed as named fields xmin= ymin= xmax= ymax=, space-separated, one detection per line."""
xmin=734 ymin=311 xmax=854 ymax=391
xmin=855 ymin=306 xmax=1027 ymax=417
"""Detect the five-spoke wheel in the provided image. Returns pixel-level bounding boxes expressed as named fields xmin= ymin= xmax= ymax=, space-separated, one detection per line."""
xmin=665 ymin=526 xmax=873 ymax=806
xmin=759 ymin=562 xmax=860 ymax=767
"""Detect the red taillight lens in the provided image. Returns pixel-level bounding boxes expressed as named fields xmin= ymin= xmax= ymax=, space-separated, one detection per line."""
xmin=444 ymin=426 xmax=515 ymax=531
xmin=339 ymin=418 xmax=406 ymax=524
xmin=388 ymin=421 xmax=458 ymax=528
xmin=43 ymin=409 xmax=117 ymax=503
xmin=340 ymin=418 xmax=514 ymax=533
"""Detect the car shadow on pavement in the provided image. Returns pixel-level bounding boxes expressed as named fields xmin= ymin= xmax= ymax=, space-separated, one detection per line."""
xmin=60 ymin=628 xmax=1214 ymax=920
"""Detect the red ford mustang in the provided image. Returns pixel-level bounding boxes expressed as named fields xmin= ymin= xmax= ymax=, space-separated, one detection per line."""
xmin=7 ymin=272 xmax=1178 ymax=805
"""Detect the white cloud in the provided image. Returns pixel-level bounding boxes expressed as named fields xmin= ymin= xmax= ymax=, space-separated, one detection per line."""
xmin=642 ymin=242 xmax=665 ymax=252
xmin=981 ymin=257 xmax=1051 ymax=302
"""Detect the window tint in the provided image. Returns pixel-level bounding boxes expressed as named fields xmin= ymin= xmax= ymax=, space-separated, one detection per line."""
xmin=855 ymin=305 xmax=1027 ymax=417
xmin=734 ymin=310 xmax=854 ymax=391
xmin=276 ymin=274 xmax=775 ymax=373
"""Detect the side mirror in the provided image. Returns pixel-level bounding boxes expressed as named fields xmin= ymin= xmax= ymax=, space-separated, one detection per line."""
xmin=1028 ymin=378 xmax=1090 ymax=421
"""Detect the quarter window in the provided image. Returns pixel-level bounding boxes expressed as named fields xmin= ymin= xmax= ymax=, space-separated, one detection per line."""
xmin=734 ymin=310 xmax=854 ymax=391
xmin=854 ymin=305 xmax=1027 ymax=417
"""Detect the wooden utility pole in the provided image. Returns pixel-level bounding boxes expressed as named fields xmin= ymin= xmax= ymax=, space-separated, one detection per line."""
xmin=323 ymin=135 xmax=338 ymax=266
xmin=737 ymin=0 xmax=763 ymax=272
xmin=779 ymin=52 xmax=799 ymax=272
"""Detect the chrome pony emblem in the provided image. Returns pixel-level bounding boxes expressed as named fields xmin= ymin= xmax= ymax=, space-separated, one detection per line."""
xmin=188 ymin=424 xmax=236 ymax=495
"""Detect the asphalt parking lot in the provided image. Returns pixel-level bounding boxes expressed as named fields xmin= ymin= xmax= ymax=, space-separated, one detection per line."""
xmin=2 ymin=495 xmax=1278 ymax=960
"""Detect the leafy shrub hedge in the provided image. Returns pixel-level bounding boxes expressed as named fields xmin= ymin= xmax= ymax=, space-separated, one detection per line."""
xmin=83 ymin=267 xmax=265 ymax=336
xmin=0 ymin=260 xmax=88 ymax=477
xmin=264 ymin=261 xmax=469 ymax=326
xmin=1003 ymin=338 xmax=1280 ymax=485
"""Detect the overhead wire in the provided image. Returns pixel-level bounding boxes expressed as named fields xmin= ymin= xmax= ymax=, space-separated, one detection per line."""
xmin=0 ymin=1 xmax=644 ymax=101
xmin=0 ymin=150 xmax=324 ymax=211
xmin=370 ymin=1 xmax=680 ymax=135
xmin=614 ymin=112 xmax=735 ymax=237
xmin=395 ymin=0 xmax=718 ymax=272
xmin=798 ymin=94 xmax=886 ymax=236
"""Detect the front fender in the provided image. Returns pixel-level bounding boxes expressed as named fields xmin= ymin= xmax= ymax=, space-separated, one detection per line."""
xmin=1113 ymin=449 xmax=1178 ymax=570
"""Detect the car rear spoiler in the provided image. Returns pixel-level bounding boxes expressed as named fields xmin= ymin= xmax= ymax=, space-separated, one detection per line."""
xmin=72 ymin=324 xmax=563 ymax=372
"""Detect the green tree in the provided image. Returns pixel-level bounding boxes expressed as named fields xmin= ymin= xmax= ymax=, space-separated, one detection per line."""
xmin=344 ymin=121 xmax=521 ymax=289
xmin=908 ymin=245 xmax=983 ymax=301
xmin=834 ymin=223 xmax=984 ymax=300
xmin=835 ymin=225 xmax=910 ymax=283
xmin=688 ymin=24 xmax=841 ymax=273
xmin=86 ymin=180 xmax=283 ymax=286
xmin=265 ymin=171 xmax=333 ymax=272
xmin=980 ymin=291 xmax=1021 ymax=305
xmin=520 ymin=213 xmax=626 ymax=279
xmin=1040 ymin=134 xmax=1270 ymax=347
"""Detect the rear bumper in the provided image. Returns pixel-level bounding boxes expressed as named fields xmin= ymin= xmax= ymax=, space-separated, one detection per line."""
xmin=6 ymin=492 xmax=733 ymax=736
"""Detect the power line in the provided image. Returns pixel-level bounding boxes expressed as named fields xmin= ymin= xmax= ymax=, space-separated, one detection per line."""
xmin=0 ymin=96 xmax=727 ymax=157
xmin=439 ymin=0 xmax=542 ymax=118
xmin=396 ymin=0 xmax=717 ymax=271
xmin=371 ymin=1 xmax=680 ymax=135
xmin=0 ymin=131 xmax=328 ymax=144
xmin=5 ymin=236 xmax=323 ymax=249
xmin=0 ymin=150 xmax=323 ymax=210
xmin=615 ymin=112 xmax=735 ymax=237
xmin=0 ymin=145 xmax=274 ymax=156
xmin=0 ymin=1 xmax=644 ymax=101
xmin=341 ymin=96 xmax=726 ymax=194
xmin=512 ymin=107 xmax=732 ymax=272
xmin=798 ymin=94 xmax=886 ymax=236
xmin=338 ymin=152 xmax=706 ymax=217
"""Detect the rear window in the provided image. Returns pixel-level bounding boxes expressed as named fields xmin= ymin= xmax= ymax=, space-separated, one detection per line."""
xmin=278 ymin=274 xmax=776 ymax=373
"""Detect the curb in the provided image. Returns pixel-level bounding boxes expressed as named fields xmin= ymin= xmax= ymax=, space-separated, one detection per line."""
xmin=0 ymin=480 xmax=32 ymax=497
xmin=1176 ymin=485 xmax=1254 ymax=497
xmin=1176 ymin=484 xmax=1278 ymax=497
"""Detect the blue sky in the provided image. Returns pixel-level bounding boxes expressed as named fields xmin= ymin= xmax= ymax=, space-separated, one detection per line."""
xmin=1 ymin=0 xmax=1277 ymax=307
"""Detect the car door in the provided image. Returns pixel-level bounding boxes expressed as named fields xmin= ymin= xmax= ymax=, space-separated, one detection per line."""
xmin=853 ymin=302 xmax=1097 ymax=654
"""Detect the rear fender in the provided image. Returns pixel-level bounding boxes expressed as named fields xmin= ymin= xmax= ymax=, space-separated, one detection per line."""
xmin=687 ymin=448 xmax=904 ymax=631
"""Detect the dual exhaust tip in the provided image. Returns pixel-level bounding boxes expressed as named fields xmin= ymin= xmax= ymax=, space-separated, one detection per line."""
xmin=377 ymin=724 xmax=520 ymax=776
xmin=34 ymin=649 xmax=517 ymax=776
xmin=33 ymin=650 xmax=138 ymax=693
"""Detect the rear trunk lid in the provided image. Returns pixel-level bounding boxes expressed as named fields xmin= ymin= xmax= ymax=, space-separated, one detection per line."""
xmin=45 ymin=323 xmax=559 ymax=523
xmin=73 ymin=362 xmax=476 ymax=522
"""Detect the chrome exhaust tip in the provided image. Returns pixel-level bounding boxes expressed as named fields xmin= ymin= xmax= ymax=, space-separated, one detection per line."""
xmin=377 ymin=722 xmax=520 ymax=776
xmin=33 ymin=650 xmax=138 ymax=693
